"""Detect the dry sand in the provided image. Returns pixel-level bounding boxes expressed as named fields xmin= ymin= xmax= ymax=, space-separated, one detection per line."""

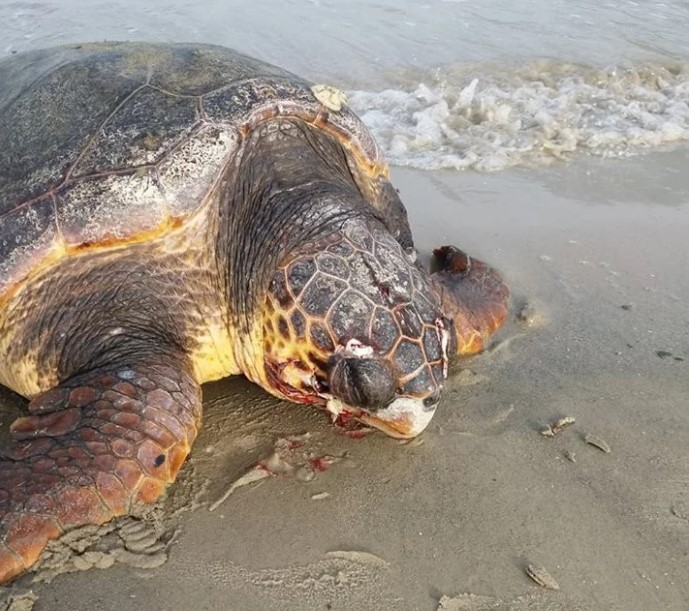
xmin=1 ymin=147 xmax=688 ymax=610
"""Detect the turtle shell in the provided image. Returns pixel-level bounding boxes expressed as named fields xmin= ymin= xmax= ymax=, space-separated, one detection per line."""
xmin=0 ymin=42 xmax=387 ymax=296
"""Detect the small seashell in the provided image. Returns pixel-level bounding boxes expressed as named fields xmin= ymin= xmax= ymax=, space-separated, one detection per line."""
xmin=526 ymin=564 xmax=560 ymax=590
xmin=540 ymin=416 xmax=576 ymax=437
xmin=584 ymin=433 xmax=611 ymax=453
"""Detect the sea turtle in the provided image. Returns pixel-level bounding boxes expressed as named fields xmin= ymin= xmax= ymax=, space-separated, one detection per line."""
xmin=0 ymin=42 xmax=509 ymax=583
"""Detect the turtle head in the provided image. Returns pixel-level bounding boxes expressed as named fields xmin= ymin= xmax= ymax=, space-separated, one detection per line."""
xmin=260 ymin=219 xmax=454 ymax=439
xmin=323 ymin=335 xmax=448 ymax=439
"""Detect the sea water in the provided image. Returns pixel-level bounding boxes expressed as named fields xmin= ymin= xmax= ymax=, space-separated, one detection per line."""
xmin=2 ymin=0 xmax=688 ymax=171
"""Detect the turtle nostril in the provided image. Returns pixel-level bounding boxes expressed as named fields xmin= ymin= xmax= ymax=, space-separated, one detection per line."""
xmin=423 ymin=389 xmax=441 ymax=410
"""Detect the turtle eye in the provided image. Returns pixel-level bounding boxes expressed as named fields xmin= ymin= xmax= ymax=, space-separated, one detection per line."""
xmin=423 ymin=389 xmax=441 ymax=409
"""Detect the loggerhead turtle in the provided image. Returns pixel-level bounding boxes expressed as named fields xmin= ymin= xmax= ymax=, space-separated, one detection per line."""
xmin=0 ymin=42 xmax=509 ymax=583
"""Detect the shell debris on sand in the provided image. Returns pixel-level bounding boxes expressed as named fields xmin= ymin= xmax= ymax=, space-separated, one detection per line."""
xmin=525 ymin=564 xmax=560 ymax=590
xmin=584 ymin=433 xmax=611 ymax=453
xmin=208 ymin=465 xmax=271 ymax=511
xmin=540 ymin=416 xmax=576 ymax=437
xmin=210 ymin=433 xmax=343 ymax=511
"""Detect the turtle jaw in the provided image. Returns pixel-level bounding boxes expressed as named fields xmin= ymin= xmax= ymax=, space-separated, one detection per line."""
xmin=326 ymin=396 xmax=436 ymax=439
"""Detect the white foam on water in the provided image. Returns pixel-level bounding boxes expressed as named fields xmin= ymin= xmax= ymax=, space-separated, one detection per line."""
xmin=349 ymin=61 xmax=689 ymax=172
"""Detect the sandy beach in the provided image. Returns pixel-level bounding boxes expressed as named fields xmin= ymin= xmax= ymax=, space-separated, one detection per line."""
xmin=2 ymin=0 xmax=689 ymax=607
xmin=1 ymin=144 xmax=687 ymax=610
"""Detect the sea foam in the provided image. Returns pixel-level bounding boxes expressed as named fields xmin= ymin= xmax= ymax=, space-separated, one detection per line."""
xmin=349 ymin=61 xmax=689 ymax=171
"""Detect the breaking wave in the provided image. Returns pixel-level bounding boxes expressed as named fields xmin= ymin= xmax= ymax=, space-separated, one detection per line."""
xmin=349 ymin=61 xmax=689 ymax=172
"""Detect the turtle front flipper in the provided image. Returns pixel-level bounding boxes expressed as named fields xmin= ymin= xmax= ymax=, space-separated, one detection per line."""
xmin=431 ymin=245 xmax=509 ymax=356
xmin=0 ymin=355 xmax=201 ymax=584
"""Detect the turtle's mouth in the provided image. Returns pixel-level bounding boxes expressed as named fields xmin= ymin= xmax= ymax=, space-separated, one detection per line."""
xmin=325 ymin=396 xmax=435 ymax=439
xmin=265 ymin=357 xmax=437 ymax=439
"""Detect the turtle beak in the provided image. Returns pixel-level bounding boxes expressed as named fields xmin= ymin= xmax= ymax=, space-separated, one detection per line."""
xmin=356 ymin=397 xmax=437 ymax=439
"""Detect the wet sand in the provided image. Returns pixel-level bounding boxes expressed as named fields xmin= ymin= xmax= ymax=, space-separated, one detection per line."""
xmin=1 ymin=148 xmax=688 ymax=610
